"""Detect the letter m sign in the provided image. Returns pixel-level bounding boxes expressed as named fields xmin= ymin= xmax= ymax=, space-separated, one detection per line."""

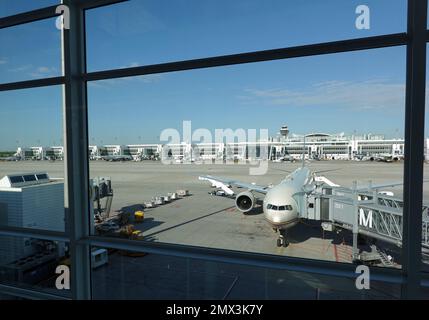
xmin=359 ymin=209 xmax=373 ymax=228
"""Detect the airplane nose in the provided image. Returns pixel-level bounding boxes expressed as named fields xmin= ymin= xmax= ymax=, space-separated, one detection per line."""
xmin=265 ymin=209 xmax=296 ymax=224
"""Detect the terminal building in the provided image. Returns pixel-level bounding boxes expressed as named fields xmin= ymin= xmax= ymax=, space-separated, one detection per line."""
xmin=0 ymin=173 xmax=66 ymax=285
xmin=14 ymin=128 xmax=408 ymax=162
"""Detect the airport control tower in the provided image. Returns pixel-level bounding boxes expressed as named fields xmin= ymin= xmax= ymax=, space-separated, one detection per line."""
xmin=280 ymin=125 xmax=289 ymax=141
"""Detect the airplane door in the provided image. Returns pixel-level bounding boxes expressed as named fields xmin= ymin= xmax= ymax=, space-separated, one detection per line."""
xmin=320 ymin=197 xmax=330 ymax=221
xmin=307 ymin=196 xmax=315 ymax=219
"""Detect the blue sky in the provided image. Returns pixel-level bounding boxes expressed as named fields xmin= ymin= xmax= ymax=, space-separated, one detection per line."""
xmin=0 ymin=0 xmax=423 ymax=150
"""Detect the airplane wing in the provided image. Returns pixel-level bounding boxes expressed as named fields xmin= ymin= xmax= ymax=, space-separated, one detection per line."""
xmin=198 ymin=175 xmax=270 ymax=195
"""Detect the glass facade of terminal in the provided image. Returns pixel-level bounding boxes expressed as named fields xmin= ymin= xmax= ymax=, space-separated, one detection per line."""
xmin=0 ymin=0 xmax=428 ymax=300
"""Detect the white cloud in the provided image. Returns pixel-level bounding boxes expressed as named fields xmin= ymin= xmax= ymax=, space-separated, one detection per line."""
xmin=9 ymin=64 xmax=32 ymax=72
xmin=0 ymin=58 xmax=7 ymax=65
xmin=29 ymin=66 xmax=58 ymax=78
xmin=8 ymin=64 xmax=58 ymax=78
xmin=122 ymin=62 xmax=139 ymax=68
xmin=241 ymin=79 xmax=407 ymax=111
xmin=37 ymin=66 xmax=51 ymax=73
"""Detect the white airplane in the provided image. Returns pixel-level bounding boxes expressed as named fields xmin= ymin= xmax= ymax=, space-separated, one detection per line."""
xmin=199 ymin=164 xmax=404 ymax=247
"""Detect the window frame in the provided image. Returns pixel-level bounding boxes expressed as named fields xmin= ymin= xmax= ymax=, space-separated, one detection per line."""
xmin=0 ymin=0 xmax=426 ymax=300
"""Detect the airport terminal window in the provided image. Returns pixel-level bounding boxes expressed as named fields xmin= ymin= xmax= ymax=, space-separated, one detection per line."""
xmin=0 ymin=86 xmax=66 ymax=232
xmin=0 ymin=17 xmax=62 ymax=84
xmin=0 ymin=0 xmax=427 ymax=300
xmin=87 ymin=46 xmax=406 ymax=269
xmin=85 ymin=0 xmax=407 ymax=72
xmin=91 ymin=246 xmax=402 ymax=300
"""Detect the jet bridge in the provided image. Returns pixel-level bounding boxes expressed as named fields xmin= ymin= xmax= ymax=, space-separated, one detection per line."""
xmin=299 ymin=181 xmax=429 ymax=264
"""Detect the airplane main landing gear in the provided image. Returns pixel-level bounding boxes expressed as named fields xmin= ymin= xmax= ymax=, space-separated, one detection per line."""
xmin=276 ymin=230 xmax=289 ymax=247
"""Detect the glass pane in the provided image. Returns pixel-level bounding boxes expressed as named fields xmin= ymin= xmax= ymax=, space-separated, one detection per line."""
xmin=0 ymin=86 xmax=66 ymax=232
xmin=91 ymin=248 xmax=401 ymax=299
xmin=86 ymin=0 xmax=406 ymax=72
xmin=0 ymin=17 xmax=62 ymax=84
xmin=0 ymin=0 xmax=60 ymax=18
xmin=87 ymin=46 xmax=406 ymax=269
xmin=0 ymin=235 xmax=70 ymax=298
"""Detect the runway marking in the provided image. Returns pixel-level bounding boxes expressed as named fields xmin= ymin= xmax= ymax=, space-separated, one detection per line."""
xmin=333 ymin=244 xmax=339 ymax=262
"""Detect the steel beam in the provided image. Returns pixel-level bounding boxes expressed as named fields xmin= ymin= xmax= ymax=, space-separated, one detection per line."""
xmin=0 ymin=283 xmax=70 ymax=300
xmin=80 ymin=236 xmax=404 ymax=285
xmin=84 ymin=33 xmax=407 ymax=82
xmin=0 ymin=77 xmax=64 ymax=92
xmin=76 ymin=0 xmax=128 ymax=10
xmin=0 ymin=5 xmax=60 ymax=30
xmin=0 ymin=226 xmax=68 ymax=242
xmin=402 ymin=0 xmax=428 ymax=299
xmin=61 ymin=0 xmax=91 ymax=300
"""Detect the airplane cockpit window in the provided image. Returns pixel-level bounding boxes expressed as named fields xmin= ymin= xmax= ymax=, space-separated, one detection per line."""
xmin=267 ymin=204 xmax=293 ymax=211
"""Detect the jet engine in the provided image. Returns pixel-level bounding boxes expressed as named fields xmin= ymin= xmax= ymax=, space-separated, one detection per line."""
xmin=235 ymin=191 xmax=256 ymax=213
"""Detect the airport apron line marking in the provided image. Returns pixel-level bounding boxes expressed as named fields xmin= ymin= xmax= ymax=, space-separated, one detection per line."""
xmin=333 ymin=244 xmax=339 ymax=263
xmin=143 ymin=206 xmax=236 ymax=238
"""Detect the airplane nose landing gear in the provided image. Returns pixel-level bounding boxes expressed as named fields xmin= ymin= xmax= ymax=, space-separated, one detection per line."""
xmin=276 ymin=230 xmax=289 ymax=247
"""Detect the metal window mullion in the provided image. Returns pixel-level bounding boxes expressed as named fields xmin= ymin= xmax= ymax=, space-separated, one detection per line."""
xmin=0 ymin=0 xmax=126 ymax=30
xmin=80 ymin=235 xmax=404 ymax=285
xmin=402 ymin=0 xmax=428 ymax=299
xmin=62 ymin=0 xmax=91 ymax=300
xmin=0 ymin=5 xmax=59 ymax=29
xmin=0 ymin=283 xmax=71 ymax=300
xmin=76 ymin=0 xmax=128 ymax=10
xmin=0 ymin=225 xmax=68 ymax=242
xmin=83 ymin=33 xmax=407 ymax=82
xmin=0 ymin=76 xmax=65 ymax=92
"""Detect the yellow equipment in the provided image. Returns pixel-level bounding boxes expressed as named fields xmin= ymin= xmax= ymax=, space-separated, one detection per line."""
xmin=134 ymin=210 xmax=144 ymax=223
xmin=119 ymin=224 xmax=135 ymax=237
xmin=131 ymin=230 xmax=144 ymax=240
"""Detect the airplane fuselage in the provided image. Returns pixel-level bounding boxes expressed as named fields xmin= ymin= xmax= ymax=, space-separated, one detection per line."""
xmin=263 ymin=167 xmax=311 ymax=230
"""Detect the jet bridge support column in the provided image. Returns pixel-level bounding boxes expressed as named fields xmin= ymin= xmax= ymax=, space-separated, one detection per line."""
xmin=352 ymin=181 xmax=359 ymax=262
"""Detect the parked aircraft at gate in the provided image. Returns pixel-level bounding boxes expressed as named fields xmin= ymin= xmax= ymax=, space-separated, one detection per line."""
xmin=199 ymin=165 xmax=404 ymax=247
